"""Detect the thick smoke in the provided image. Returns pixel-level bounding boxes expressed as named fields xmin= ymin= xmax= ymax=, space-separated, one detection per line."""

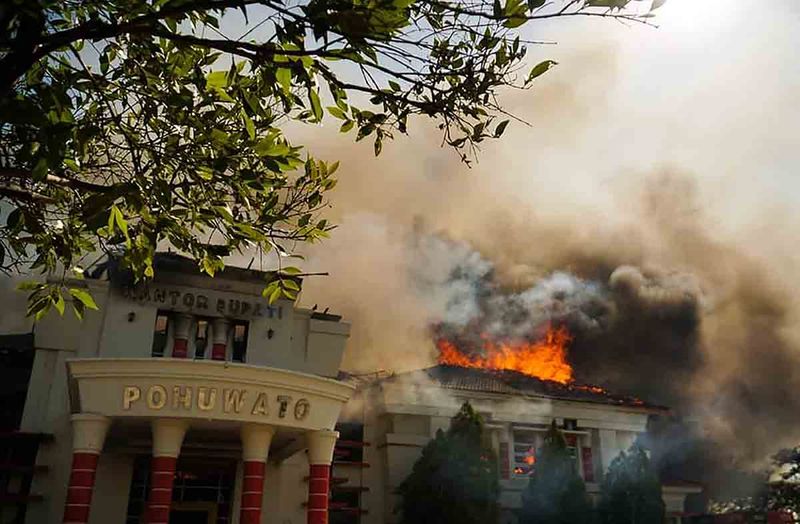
xmin=293 ymin=0 xmax=800 ymax=474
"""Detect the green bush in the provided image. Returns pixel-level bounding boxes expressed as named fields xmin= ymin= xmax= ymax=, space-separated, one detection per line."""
xmin=396 ymin=401 xmax=500 ymax=524
xmin=519 ymin=421 xmax=594 ymax=524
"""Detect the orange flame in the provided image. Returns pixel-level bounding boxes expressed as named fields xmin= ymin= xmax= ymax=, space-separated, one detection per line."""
xmin=437 ymin=324 xmax=574 ymax=384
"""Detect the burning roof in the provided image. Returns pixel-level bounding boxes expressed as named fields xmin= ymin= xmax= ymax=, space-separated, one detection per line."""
xmin=386 ymin=365 xmax=667 ymax=411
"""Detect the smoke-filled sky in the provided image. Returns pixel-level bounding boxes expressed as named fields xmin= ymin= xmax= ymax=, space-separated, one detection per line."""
xmin=281 ymin=0 xmax=800 ymax=462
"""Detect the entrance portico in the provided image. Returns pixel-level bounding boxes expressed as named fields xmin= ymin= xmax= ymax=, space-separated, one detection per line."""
xmin=64 ymin=358 xmax=354 ymax=524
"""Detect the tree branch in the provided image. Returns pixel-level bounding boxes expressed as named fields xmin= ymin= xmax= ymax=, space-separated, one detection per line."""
xmin=0 ymin=168 xmax=114 ymax=193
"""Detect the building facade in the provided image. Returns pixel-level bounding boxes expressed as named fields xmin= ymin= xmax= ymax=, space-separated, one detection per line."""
xmin=0 ymin=254 xmax=354 ymax=524
xmin=0 ymin=254 xmax=704 ymax=524
xmin=336 ymin=366 xmax=702 ymax=524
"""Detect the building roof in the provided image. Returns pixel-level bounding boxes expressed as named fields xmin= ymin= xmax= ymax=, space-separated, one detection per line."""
xmin=88 ymin=251 xmax=301 ymax=287
xmin=383 ymin=365 xmax=668 ymax=411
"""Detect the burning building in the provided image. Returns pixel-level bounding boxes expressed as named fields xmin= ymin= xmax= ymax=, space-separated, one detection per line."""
xmin=0 ymin=252 xmax=756 ymax=524
xmin=331 ymin=325 xmax=703 ymax=524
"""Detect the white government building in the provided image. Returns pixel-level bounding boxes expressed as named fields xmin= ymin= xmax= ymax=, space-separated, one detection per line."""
xmin=0 ymin=254 xmax=699 ymax=524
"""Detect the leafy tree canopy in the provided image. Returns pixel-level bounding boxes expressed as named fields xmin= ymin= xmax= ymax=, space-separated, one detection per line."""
xmin=598 ymin=444 xmax=664 ymax=524
xmin=0 ymin=0 xmax=658 ymax=319
xmin=396 ymin=401 xmax=499 ymax=524
xmin=520 ymin=420 xmax=594 ymax=524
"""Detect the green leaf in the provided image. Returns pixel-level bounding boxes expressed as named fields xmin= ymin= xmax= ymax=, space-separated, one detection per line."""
xmin=242 ymin=111 xmax=255 ymax=140
xmin=327 ymin=106 xmax=347 ymax=119
xmin=69 ymin=288 xmax=99 ymax=310
xmin=309 ymin=89 xmax=323 ymax=122
xmin=282 ymin=279 xmax=300 ymax=292
xmin=280 ymin=266 xmax=302 ymax=275
xmin=254 ymin=139 xmax=290 ymax=158
xmin=206 ymin=71 xmax=227 ymax=89
xmin=527 ymin=60 xmax=558 ymax=83
xmin=340 ymin=120 xmax=354 ymax=133
xmin=32 ymin=158 xmax=48 ymax=181
xmin=196 ymin=166 xmax=214 ymax=180
xmin=276 ymin=68 xmax=292 ymax=95
xmin=109 ymin=205 xmax=129 ymax=240
xmin=6 ymin=209 xmax=22 ymax=228
xmin=269 ymin=285 xmax=282 ymax=304
xmin=72 ymin=301 xmax=85 ymax=321
xmin=53 ymin=293 xmax=65 ymax=315
xmin=202 ymin=256 xmax=223 ymax=277
xmin=17 ymin=281 xmax=42 ymax=291
xmin=528 ymin=0 xmax=545 ymax=9
xmin=262 ymin=280 xmax=279 ymax=298
xmin=494 ymin=120 xmax=510 ymax=138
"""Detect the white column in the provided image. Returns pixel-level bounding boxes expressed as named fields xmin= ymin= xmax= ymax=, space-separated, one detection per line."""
xmin=63 ymin=414 xmax=111 ymax=524
xmin=146 ymin=419 xmax=189 ymax=524
xmin=211 ymin=318 xmax=230 ymax=361
xmin=239 ymin=424 xmax=276 ymax=524
xmin=306 ymin=429 xmax=339 ymax=524
xmin=171 ymin=314 xmax=193 ymax=358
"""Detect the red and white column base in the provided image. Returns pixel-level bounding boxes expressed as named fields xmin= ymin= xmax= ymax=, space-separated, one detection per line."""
xmin=171 ymin=314 xmax=192 ymax=358
xmin=239 ymin=424 xmax=275 ymax=524
xmin=63 ymin=414 xmax=111 ymax=524
xmin=306 ymin=429 xmax=339 ymax=524
xmin=211 ymin=318 xmax=230 ymax=361
xmin=145 ymin=419 xmax=189 ymax=524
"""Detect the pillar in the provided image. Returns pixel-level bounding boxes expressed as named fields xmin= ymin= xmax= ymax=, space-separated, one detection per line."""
xmin=306 ymin=429 xmax=338 ymax=524
xmin=145 ymin=419 xmax=189 ymax=524
xmin=239 ymin=424 xmax=276 ymax=524
xmin=63 ymin=414 xmax=111 ymax=524
xmin=171 ymin=314 xmax=192 ymax=358
xmin=211 ymin=318 xmax=229 ymax=361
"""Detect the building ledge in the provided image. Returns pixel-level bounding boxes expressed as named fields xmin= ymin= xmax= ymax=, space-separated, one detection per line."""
xmin=67 ymin=358 xmax=355 ymax=432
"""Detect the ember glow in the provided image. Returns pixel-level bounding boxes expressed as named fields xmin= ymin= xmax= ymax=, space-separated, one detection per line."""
xmin=436 ymin=324 xmax=574 ymax=384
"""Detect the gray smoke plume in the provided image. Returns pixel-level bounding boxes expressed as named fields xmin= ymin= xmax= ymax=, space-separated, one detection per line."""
xmin=294 ymin=0 xmax=800 ymax=474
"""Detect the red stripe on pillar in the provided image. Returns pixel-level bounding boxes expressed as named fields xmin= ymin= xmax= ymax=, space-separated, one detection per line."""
xmin=581 ymin=447 xmax=594 ymax=482
xmin=145 ymin=456 xmax=177 ymax=524
xmin=211 ymin=342 xmax=227 ymax=361
xmin=240 ymin=460 xmax=266 ymax=524
xmin=172 ymin=338 xmax=188 ymax=358
xmin=307 ymin=464 xmax=330 ymax=524
xmin=62 ymin=452 xmax=100 ymax=524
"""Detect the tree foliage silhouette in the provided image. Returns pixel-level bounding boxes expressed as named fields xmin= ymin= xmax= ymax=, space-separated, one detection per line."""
xmin=598 ymin=444 xmax=664 ymax=524
xmin=396 ymin=401 xmax=499 ymax=524
xmin=519 ymin=420 xmax=594 ymax=524
xmin=1 ymin=0 xmax=657 ymax=318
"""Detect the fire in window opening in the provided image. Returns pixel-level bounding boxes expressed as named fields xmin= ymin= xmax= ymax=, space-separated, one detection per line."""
xmin=511 ymin=428 xmax=589 ymax=480
xmin=194 ymin=319 xmax=209 ymax=359
xmin=151 ymin=313 xmax=170 ymax=357
xmin=232 ymin=322 xmax=249 ymax=363
xmin=512 ymin=429 xmax=540 ymax=477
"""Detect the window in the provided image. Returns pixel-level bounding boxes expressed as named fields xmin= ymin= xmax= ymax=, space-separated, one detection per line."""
xmin=565 ymin=434 xmax=579 ymax=467
xmin=231 ymin=321 xmax=248 ymax=363
xmin=151 ymin=313 xmax=170 ymax=357
xmin=511 ymin=427 xmax=592 ymax=481
xmin=512 ymin=429 xmax=541 ymax=477
xmin=194 ymin=319 xmax=209 ymax=359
